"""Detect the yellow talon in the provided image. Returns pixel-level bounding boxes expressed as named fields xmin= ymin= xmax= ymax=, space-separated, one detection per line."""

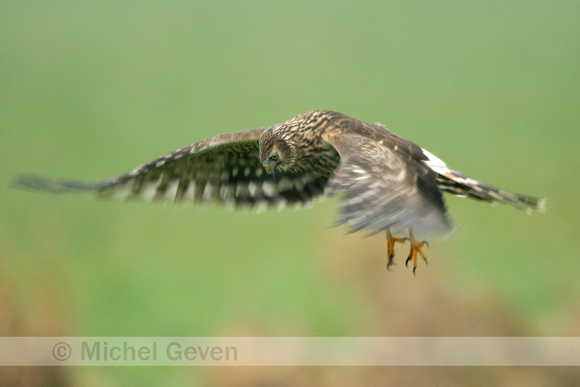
xmin=405 ymin=228 xmax=428 ymax=275
xmin=386 ymin=229 xmax=407 ymax=269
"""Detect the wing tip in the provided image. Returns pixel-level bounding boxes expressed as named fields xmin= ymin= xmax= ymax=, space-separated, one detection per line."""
xmin=533 ymin=197 xmax=548 ymax=214
xmin=11 ymin=174 xmax=62 ymax=193
xmin=513 ymin=193 xmax=546 ymax=214
xmin=11 ymin=174 xmax=105 ymax=194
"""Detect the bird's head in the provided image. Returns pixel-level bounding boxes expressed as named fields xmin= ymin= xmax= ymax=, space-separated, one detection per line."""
xmin=259 ymin=125 xmax=296 ymax=178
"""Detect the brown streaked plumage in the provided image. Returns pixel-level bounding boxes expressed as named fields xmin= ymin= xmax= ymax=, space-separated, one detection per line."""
xmin=14 ymin=110 xmax=546 ymax=273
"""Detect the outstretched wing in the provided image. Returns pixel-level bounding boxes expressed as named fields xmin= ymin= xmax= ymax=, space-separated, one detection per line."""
xmin=322 ymin=123 xmax=452 ymax=236
xmin=15 ymin=127 xmax=328 ymax=211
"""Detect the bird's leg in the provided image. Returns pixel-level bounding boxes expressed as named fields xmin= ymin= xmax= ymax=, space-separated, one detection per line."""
xmin=386 ymin=229 xmax=407 ymax=270
xmin=405 ymin=228 xmax=429 ymax=275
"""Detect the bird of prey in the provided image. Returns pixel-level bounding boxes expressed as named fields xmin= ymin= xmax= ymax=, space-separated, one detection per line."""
xmin=15 ymin=110 xmax=546 ymax=273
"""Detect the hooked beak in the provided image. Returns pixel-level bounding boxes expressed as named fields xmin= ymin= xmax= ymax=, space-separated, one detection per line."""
xmin=264 ymin=166 xmax=275 ymax=179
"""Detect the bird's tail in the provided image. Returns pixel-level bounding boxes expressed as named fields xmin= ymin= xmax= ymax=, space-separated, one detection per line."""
xmin=436 ymin=169 xmax=546 ymax=214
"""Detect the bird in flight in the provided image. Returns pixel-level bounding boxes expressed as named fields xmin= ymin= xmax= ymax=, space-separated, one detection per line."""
xmin=15 ymin=110 xmax=546 ymax=273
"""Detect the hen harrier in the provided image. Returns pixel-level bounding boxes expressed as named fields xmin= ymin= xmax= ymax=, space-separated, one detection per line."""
xmin=15 ymin=110 xmax=546 ymax=273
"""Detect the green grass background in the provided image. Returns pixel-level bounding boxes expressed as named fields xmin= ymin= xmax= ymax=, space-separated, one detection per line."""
xmin=1 ymin=1 xmax=579 ymax=385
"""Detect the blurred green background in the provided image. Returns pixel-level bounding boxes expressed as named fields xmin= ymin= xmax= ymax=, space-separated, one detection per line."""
xmin=1 ymin=1 xmax=579 ymax=385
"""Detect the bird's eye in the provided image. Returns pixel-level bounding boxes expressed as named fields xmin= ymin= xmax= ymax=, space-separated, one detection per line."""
xmin=270 ymin=154 xmax=279 ymax=161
